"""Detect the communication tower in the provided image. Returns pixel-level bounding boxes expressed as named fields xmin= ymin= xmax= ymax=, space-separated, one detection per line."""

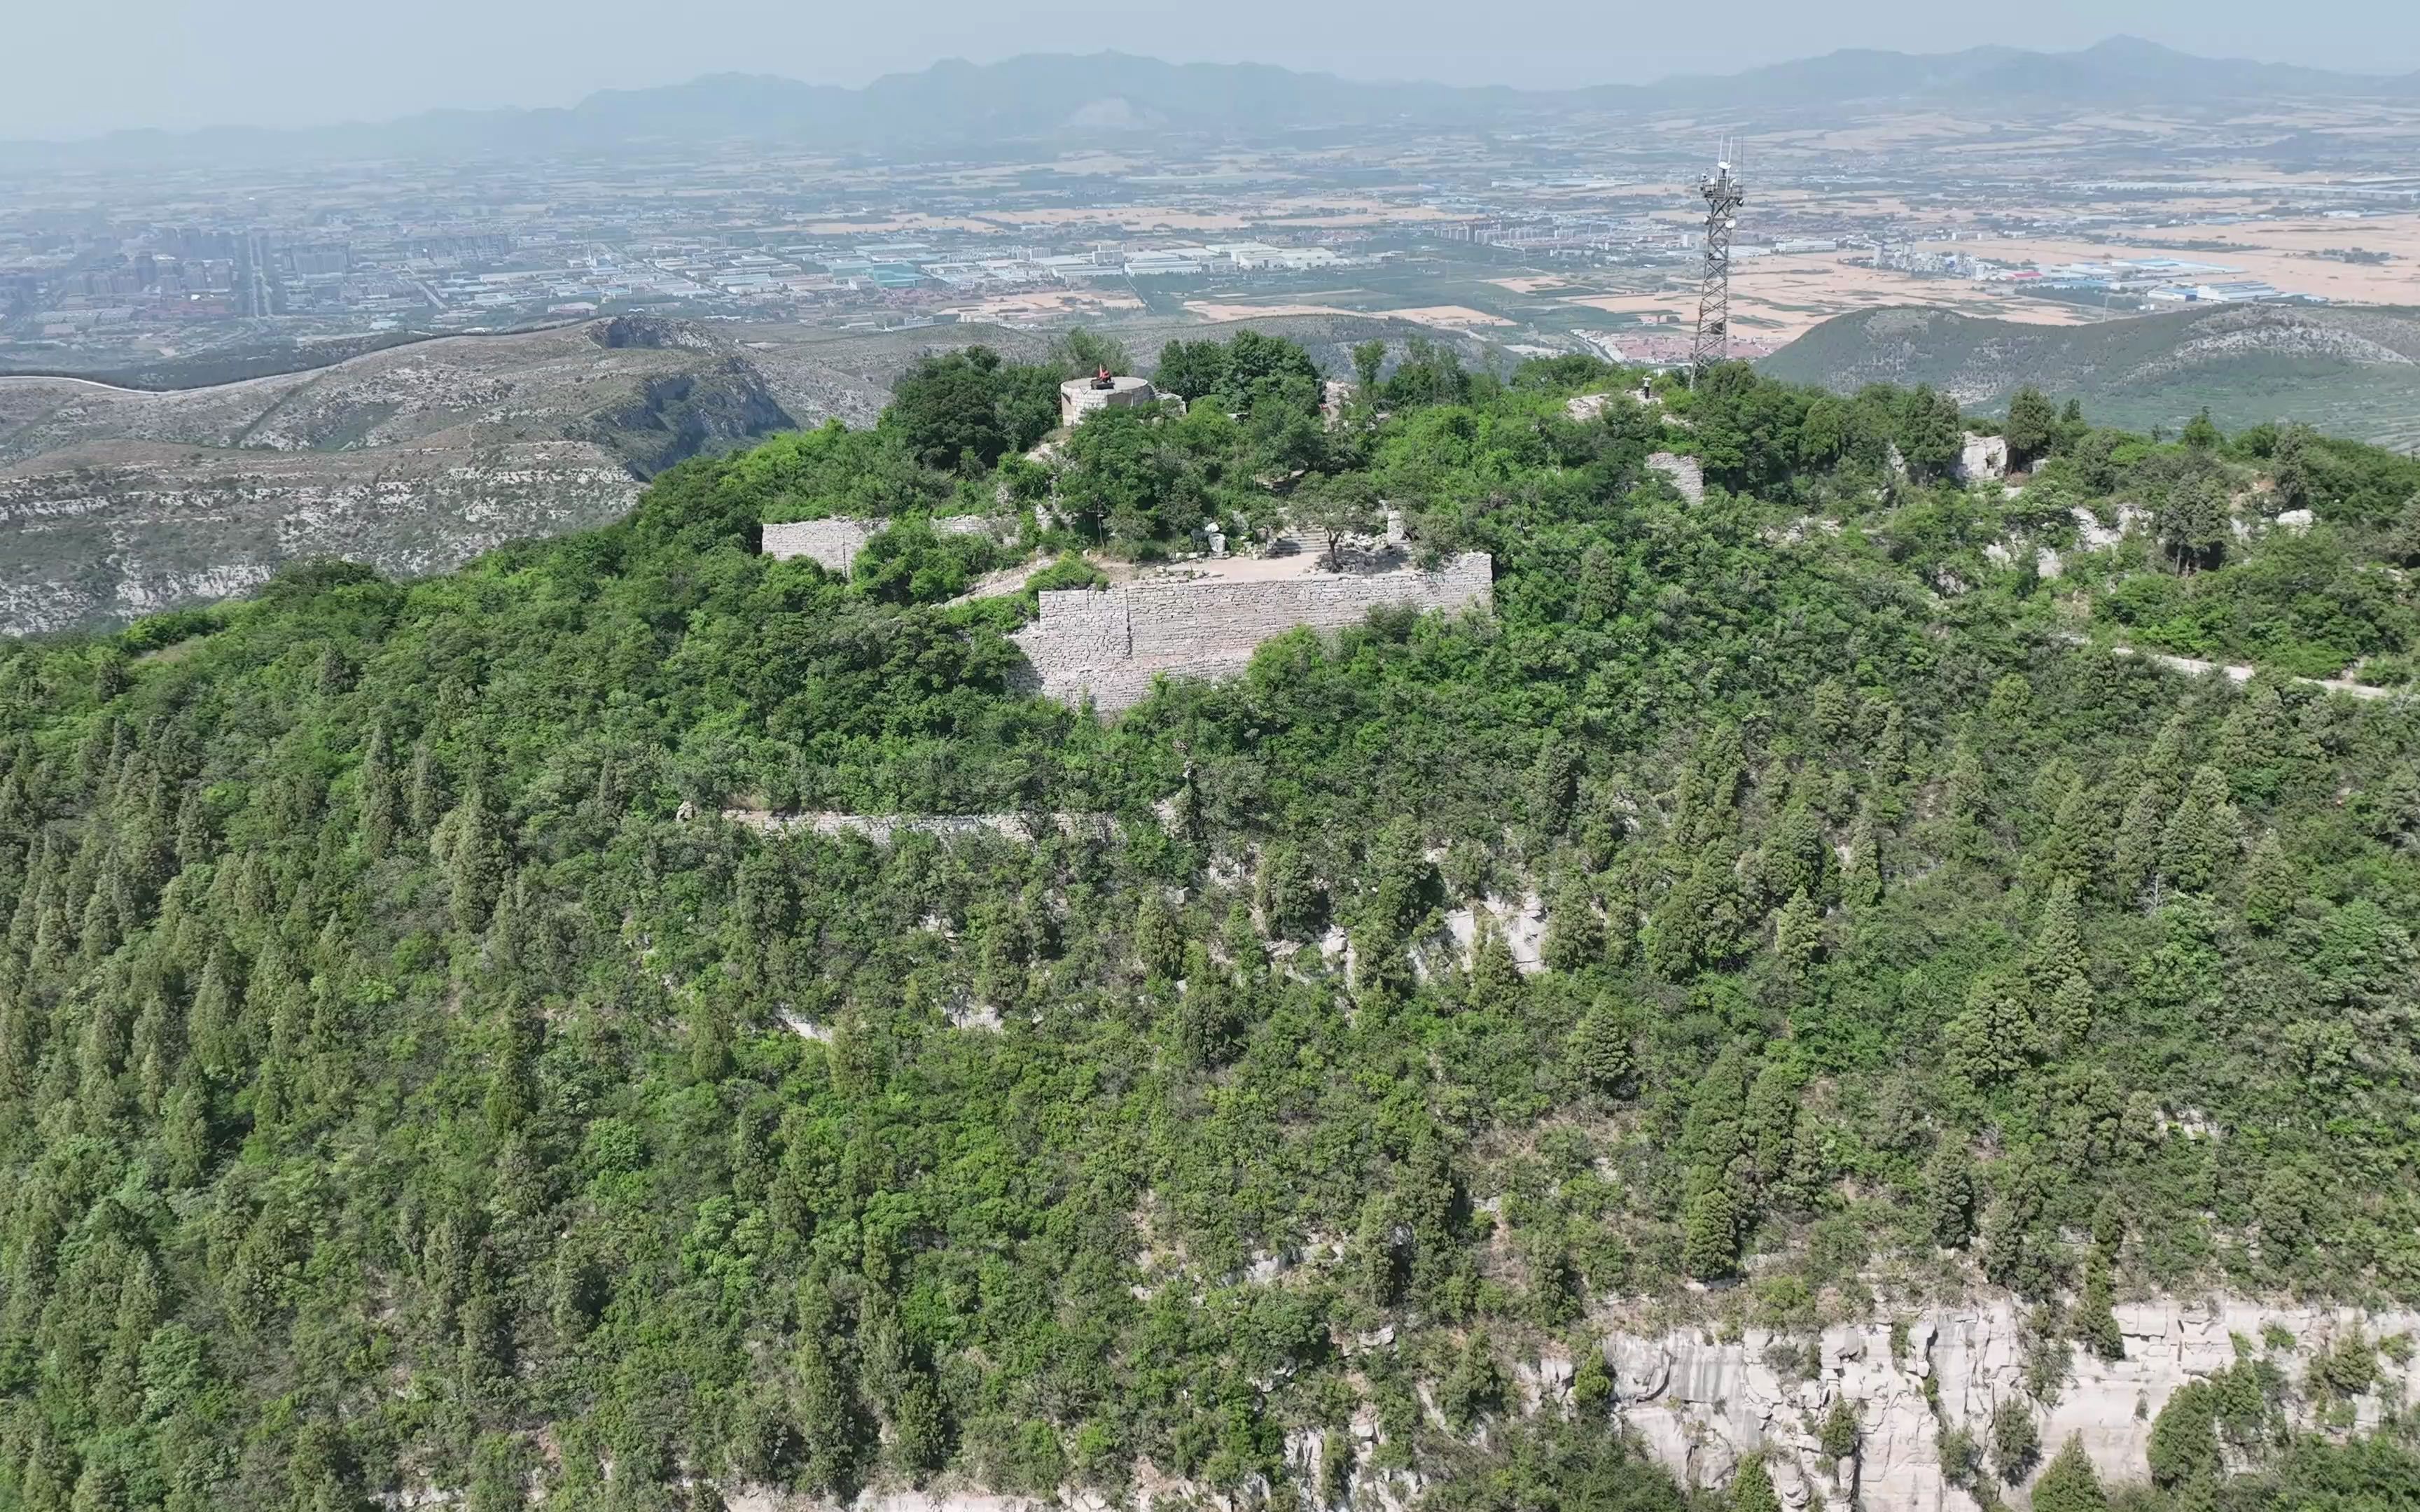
xmin=1689 ymin=146 xmax=1746 ymax=384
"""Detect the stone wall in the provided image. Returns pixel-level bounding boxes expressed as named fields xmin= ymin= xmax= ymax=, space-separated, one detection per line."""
xmin=1059 ymin=374 xmax=1158 ymax=428
xmin=761 ymin=514 xmax=992 ymax=574
xmin=1012 ymin=553 xmax=1493 ymax=712
xmin=1958 ymin=431 xmax=2011 ymax=482
xmin=1648 ymin=451 xmax=1705 ymax=505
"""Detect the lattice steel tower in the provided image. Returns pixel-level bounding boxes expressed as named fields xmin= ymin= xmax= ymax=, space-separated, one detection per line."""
xmin=1689 ymin=149 xmax=1745 ymax=384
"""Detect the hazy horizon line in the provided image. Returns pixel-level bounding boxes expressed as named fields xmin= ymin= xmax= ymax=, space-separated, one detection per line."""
xmin=11 ymin=31 xmax=2411 ymax=148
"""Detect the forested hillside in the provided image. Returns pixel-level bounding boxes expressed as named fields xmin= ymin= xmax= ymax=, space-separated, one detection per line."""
xmin=1760 ymin=304 xmax=2420 ymax=451
xmin=0 ymin=337 xmax=2417 ymax=1512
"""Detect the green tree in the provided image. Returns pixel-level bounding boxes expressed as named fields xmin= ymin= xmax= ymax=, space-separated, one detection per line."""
xmin=2155 ymin=474 xmax=2231 ymax=573
xmin=1352 ymin=340 xmax=1386 ymax=397
xmin=1681 ymin=1165 xmax=1741 ymax=1279
xmin=1772 ymin=888 xmax=1821 ymax=984
xmin=1153 ymin=339 xmax=1230 ymax=404
xmin=1819 ymin=1397 xmax=1861 ymax=1462
xmin=1731 ymin=1455 xmax=1781 ymax=1512
xmin=2005 ymin=385 xmax=2059 ymax=467
xmin=1542 ymin=881 xmax=1604 ymax=974
xmin=1898 ymin=385 xmax=1963 ymax=479
xmin=1296 ymin=472 xmax=1384 ymax=569
xmin=2161 ymin=764 xmax=2240 ymax=894
xmin=1990 ymin=1399 xmax=2040 ymax=1483
xmin=2031 ymin=1436 xmax=2109 ymax=1512
xmin=2243 ymin=830 xmax=2295 ymax=931
xmin=1568 ymin=1004 xmax=1634 ymax=1094
xmin=1052 ymin=327 xmax=1132 ymax=379
xmin=1925 ymin=1144 xmax=1976 ymax=1248
xmin=1134 ymin=892 xmax=1183 ymax=982
xmin=1945 ymin=971 xmax=2036 ymax=1087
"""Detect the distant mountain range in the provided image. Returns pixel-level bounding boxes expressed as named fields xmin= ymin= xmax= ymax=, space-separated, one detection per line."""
xmin=7 ymin=37 xmax=2416 ymax=168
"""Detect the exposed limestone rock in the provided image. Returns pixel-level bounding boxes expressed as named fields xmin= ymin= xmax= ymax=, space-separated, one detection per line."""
xmin=718 ymin=807 xmax=1117 ymax=843
xmin=1440 ymin=892 xmax=1549 ymax=974
xmin=1597 ymin=1296 xmax=2420 ymax=1511
xmin=2071 ymin=503 xmax=2150 ymax=551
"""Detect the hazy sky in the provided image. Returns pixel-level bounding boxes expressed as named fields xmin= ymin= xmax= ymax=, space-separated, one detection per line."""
xmin=9 ymin=0 xmax=2419 ymax=139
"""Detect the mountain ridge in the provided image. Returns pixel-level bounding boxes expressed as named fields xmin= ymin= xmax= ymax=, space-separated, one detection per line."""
xmin=1760 ymin=302 xmax=2420 ymax=449
xmin=8 ymin=37 xmax=2415 ymax=167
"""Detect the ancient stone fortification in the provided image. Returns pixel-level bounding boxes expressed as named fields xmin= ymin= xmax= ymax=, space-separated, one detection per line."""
xmin=761 ymin=515 xmax=991 ymax=575
xmin=1958 ymin=431 xmax=2011 ymax=482
xmin=1058 ymin=374 xmax=1157 ymax=428
xmin=1011 ymin=553 xmax=1493 ymax=712
xmin=1647 ymin=451 xmax=1705 ymax=505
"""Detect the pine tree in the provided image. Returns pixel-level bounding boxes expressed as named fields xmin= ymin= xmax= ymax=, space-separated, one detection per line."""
xmin=1648 ymin=848 xmax=1746 ymax=979
xmin=445 ymin=787 xmax=507 ymax=936
xmin=1870 ymin=706 xmax=1908 ymax=792
xmin=1925 ymin=1144 xmax=1975 ymax=1247
xmin=407 ymin=736 xmax=446 ymax=839
xmin=2142 ymin=715 xmax=2192 ymax=802
xmin=2047 ymin=972 xmax=2096 ymax=1050
xmin=360 ymin=724 xmax=400 ymax=860
xmin=2031 ymin=1436 xmax=2110 ymax=1512
xmin=2110 ymin=782 xmax=2167 ymax=904
xmin=1132 ymin=892 xmax=1183 ymax=985
xmin=1731 ymin=1454 xmax=1781 ymax=1512
xmin=1809 ymin=679 xmax=1854 ymax=745
xmin=1541 ymin=881 xmax=1603 ymax=974
xmin=1680 ymin=1165 xmax=1741 ymax=1279
xmin=2076 ymin=1252 xmax=2122 ymax=1362
xmin=1773 ymin=888 xmax=1822 ymax=984
xmin=2216 ymin=684 xmax=2288 ymax=806
xmin=1571 ymin=1348 xmax=1613 ymax=1419
xmin=2243 ymin=830 xmax=2295 ymax=931
xmin=1568 ymin=1003 xmax=1634 ymax=1094
xmin=1946 ymin=971 xmax=2036 ymax=1086
xmin=2161 ymin=765 xmax=2239 ymax=895
xmin=2029 ymin=879 xmax=2087 ymax=987
xmin=485 ymin=990 xmax=540 ymax=1137
xmin=1467 ymin=917 xmax=1524 ymax=1010
xmin=1844 ymin=808 xmax=1884 ymax=906
xmin=1943 ymin=739 xmax=1989 ymax=828
xmin=2038 ymin=776 xmax=2096 ymax=893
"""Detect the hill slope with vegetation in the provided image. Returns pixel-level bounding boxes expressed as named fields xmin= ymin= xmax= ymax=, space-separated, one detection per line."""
xmin=1762 ymin=303 xmax=2420 ymax=450
xmin=0 ymin=337 xmax=2417 ymax=1512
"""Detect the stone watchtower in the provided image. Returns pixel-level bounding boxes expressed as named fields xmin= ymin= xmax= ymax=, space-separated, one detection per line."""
xmin=1059 ymin=370 xmax=1157 ymax=428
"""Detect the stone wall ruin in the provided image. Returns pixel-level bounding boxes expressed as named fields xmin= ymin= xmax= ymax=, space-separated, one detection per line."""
xmin=1011 ymin=552 xmax=1494 ymax=712
xmin=1647 ymin=451 xmax=1705 ymax=505
xmin=761 ymin=514 xmax=993 ymax=575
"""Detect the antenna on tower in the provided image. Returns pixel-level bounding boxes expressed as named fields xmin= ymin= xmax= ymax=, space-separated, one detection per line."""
xmin=1688 ymin=141 xmax=1746 ymax=386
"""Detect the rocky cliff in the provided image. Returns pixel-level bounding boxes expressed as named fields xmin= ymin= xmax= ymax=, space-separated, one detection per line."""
xmin=714 ymin=1296 xmax=2414 ymax=1512
xmin=1580 ymin=1296 xmax=2412 ymax=1511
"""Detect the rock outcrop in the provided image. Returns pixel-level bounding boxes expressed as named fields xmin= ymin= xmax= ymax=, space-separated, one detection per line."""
xmin=1585 ymin=1297 xmax=2419 ymax=1511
